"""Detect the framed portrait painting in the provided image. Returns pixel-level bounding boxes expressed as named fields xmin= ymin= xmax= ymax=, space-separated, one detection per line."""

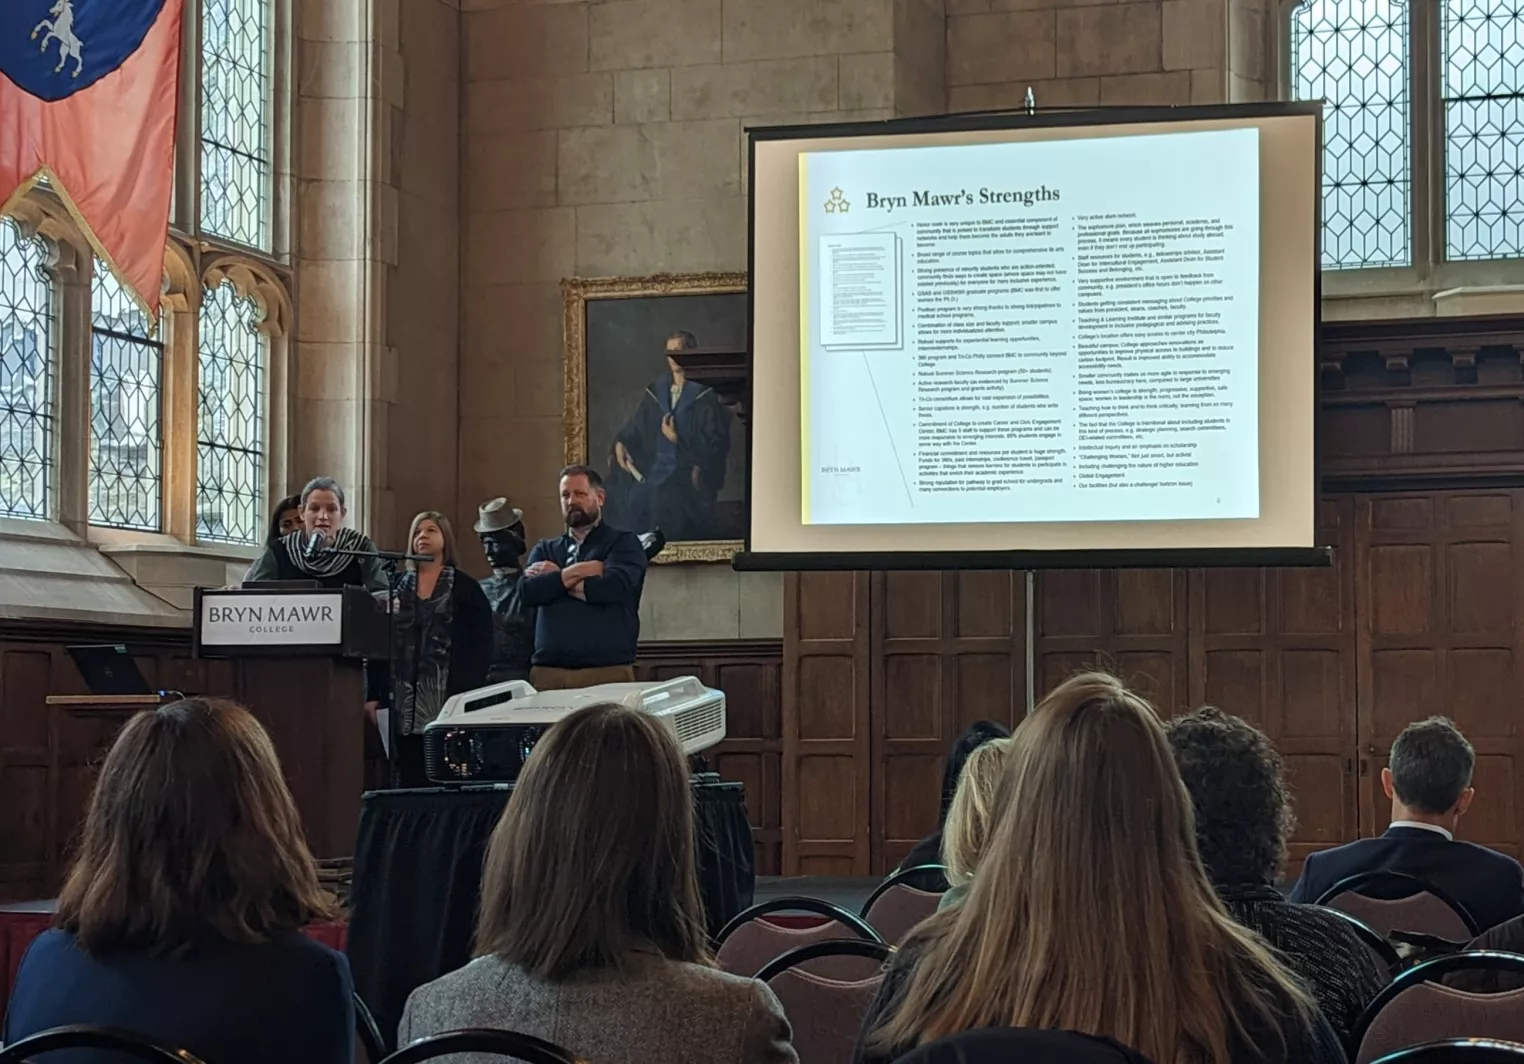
xmin=562 ymin=273 xmax=748 ymax=563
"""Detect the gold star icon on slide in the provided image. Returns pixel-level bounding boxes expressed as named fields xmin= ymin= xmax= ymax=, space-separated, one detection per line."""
xmin=824 ymin=187 xmax=850 ymax=214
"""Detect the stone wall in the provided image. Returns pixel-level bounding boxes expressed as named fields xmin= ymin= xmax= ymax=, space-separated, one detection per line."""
xmin=945 ymin=0 xmax=1231 ymax=110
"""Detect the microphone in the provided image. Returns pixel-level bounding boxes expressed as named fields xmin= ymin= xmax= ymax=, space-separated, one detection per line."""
xmin=304 ymin=530 xmax=328 ymax=560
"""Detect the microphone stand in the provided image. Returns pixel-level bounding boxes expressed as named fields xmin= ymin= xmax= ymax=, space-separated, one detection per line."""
xmin=319 ymin=544 xmax=434 ymax=789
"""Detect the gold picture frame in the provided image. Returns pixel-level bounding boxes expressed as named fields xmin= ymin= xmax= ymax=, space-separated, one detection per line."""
xmin=561 ymin=272 xmax=748 ymax=564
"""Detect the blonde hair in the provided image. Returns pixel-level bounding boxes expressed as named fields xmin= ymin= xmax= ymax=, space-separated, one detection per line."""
xmin=406 ymin=510 xmax=457 ymax=570
xmin=867 ymin=672 xmax=1313 ymax=1064
xmin=940 ymin=737 xmax=1010 ymax=884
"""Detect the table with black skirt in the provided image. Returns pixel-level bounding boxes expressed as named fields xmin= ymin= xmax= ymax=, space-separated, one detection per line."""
xmin=345 ymin=777 xmax=755 ymax=1044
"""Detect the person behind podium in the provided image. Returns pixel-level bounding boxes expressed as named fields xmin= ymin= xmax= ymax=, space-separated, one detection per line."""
xmin=266 ymin=494 xmax=302 ymax=545
xmin=2 ymin=697 xmax=354 ymax=1064
xmin=244 ymin=476 xmax=388 ymax=592
xmin=399 ymin=702 xmax=796 ymax=1064
xmin=522 ymin=465 xmax=648 ymax=691
xmin=386 ymin=510 xmax=493 ymax=786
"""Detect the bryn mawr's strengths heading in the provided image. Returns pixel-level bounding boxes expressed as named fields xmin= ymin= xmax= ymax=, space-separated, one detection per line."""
xmin=865 ymin=185 xmax=1062 ymax=212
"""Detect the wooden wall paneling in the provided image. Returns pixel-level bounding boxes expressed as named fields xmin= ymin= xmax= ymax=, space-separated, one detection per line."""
xmin=869 ymin=571 xmax=1026 ymax=874
xmin=636 ymin=641 xmax=784 ymax=876
xmin=1356 ymin=489 xmax=1524 ymax=855
xmin=1188 ymin=497 xmax=1360 ymax=871
xmin=1033 ymin=569 xmax=1189 ymax=712
xmin=783 ymin=571 xmax=871 ymax=875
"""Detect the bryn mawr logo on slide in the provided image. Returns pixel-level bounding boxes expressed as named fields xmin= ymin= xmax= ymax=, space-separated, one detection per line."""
xmin=824 ymin=187 xmax=850 ymax=214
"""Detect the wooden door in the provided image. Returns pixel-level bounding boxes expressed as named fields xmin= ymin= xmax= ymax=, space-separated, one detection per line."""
xmin=1356 ymin=489 xmax=1524 ymax=855
xmin=783 ymin=572 xmax=872 ymax=874
xmin=1033 ymin=568 xmax=1189 ymax=713
xmin=1189 ymin=497 xmax=1360 ymax=871
xmin=870 ymin=571 xmax=1027 ymax=873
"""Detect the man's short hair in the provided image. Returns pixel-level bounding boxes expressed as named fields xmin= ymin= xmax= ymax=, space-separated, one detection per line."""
xmin=560 ymin=464 xmax=603 ymax=491
xmin=667 ymin=330 xmax=697 ymax=350
xmin=1390 ymin=716 xmax=1475 ymax=815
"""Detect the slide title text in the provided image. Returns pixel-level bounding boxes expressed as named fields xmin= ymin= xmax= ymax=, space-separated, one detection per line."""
xmin=865 ymin=185 xmax=1061 ymax=213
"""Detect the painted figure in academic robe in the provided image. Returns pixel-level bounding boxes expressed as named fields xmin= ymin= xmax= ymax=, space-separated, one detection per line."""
xmin=606 ymin=331 xmax=732 ymax=541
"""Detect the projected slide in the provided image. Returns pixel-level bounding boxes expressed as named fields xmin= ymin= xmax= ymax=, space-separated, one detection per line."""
xmin=799 ymin=128 xmax=1261 ymax=527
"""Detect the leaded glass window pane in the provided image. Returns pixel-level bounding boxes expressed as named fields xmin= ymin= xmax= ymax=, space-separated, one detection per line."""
xmin=90 ymin=261 xmax=163 ymax=531
xmin=200 ymin=0 xmax=271 ymax=249
xmin=1443 ymin=0 xmax=1524 ymax=260
xmin=196 ymin=282 xmax=264 ymax=544
xmin=0 ymin=219 xmax=55 ymax=521
xmin=1291 ymin=0 xmax=1411 ymax=269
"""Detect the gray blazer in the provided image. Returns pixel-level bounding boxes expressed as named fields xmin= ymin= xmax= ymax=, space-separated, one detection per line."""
xmin=399 ymin=953 xmax=798 ymax=1064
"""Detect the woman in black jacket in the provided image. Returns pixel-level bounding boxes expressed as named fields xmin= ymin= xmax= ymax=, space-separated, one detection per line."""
xmin=385 ymin=510 xmax=492 ymax=786
xmin=244 ymin=477 xmax=388 ymax=592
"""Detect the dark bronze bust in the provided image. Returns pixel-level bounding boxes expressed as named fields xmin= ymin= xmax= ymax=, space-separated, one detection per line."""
xmin=474 ymin=498 xmax=535 ymax=685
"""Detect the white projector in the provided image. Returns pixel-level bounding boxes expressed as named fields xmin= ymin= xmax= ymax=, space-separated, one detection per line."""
xmin=421 ymin=676 xmax=726 ymax=784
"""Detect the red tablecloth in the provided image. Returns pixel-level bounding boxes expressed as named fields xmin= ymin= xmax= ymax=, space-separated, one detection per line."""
xmin=0 ymin=907 xmax=347 ymax=1008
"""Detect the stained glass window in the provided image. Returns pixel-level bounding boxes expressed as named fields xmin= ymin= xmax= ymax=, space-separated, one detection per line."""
xmin=1291 ymin=0 xmax=1411 ymax=269
xmin=90 ymin=261 xmax=163 ymax=530
xmin=200 ymin=0 xmax=271 ymax=249
xmin=1443 ymin=0 xmax=1524 ymax=260
xmin=0 ymin=219 xmax=55 ymax=521
xmin=196 ymin=282 xmax=264 ymax=544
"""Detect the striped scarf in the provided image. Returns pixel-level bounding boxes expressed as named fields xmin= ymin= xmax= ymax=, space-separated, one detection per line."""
xmin=282 ymin=526 xmax=369 ymax=578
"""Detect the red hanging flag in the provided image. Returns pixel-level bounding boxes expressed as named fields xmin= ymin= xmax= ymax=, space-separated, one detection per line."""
xmin=0 ymin=0 xmax=184 ymax=321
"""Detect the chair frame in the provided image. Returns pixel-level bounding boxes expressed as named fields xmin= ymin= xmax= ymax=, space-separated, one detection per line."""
xmin=755 ymin=936 xmax=894 ymax=982
xmin=0 ymin=1025 xmax=207 ymax=1064
xmin=1316 ymin=870 xmax=1481 ymax=936
xmin=355 ymin=990 xmax=388 ymax=1061
xmin=378 ymin=1028 xmax=583 ymax=1064
xmin=859 ymin=865 xmax=949 ymax=918
xmin=1370 ymin=1038 xmax=1524 ymax=1063
xmin=1313 ymin=903 xmax=1404 ymax=972
xmin=713 ymin=896 xmax=884 ymax=948
xmin=1350 ymin=950 xmax=1524 ymax=1057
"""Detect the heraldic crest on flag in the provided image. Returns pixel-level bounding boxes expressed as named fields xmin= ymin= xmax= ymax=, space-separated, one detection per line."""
xmin=0 ymin=0 xmax=184 ymax=321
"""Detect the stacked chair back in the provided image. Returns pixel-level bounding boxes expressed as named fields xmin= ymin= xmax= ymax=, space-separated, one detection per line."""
xmin=715 ymin=897 xmax=885 ymax=980
xmin=378 ymin=1029 xmax=582 ymax=1064
xmin=1370 ymin=1040 xmax=1524 ymax=1063
xmin=1317 ymin=872 xmax=1479 ymax=941
xmin=758 ymin=939 xmax=892 ymax=1064
xmin=1313 ymin=904 xmax=1404 ymax=976
xmin=860 ymin=866 xmax=948 ymax=945
xmin=0 ymin=1025 xmax=206 ymax=1064
xmin=356 ymin=991 xmax=389 ymax=1063
xmin=1354 ymin=953 xmax=1524 ymax=1064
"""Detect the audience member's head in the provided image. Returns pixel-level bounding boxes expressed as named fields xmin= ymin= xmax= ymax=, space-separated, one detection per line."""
xmin=938 ymin=719 xmax=1012 ymax=823
xmin=1166 ymin=706 xmax=1294 ymax=888
xmin=475 ymin=702 xmax=708 ymax=979
xmin=941 ymin=737 xmax=1011 ymax=885
xmin=54 ymin=698 xmax=332 ymax=955
xmin=867 ymin=672 xmax=1312 ymax=1064
xmin=1386 ymin=716 xmax=1475 ymax=824
xmin=266 ymin=494 xmax=302 ymax=545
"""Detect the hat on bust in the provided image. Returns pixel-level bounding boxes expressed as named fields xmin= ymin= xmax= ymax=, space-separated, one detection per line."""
xmin=474 ymin=497 xmax=524 ymax=534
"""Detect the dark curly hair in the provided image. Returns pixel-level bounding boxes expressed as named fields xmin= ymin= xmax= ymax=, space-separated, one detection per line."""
xmin=1165 ymin=706 xmax=1295 ymax=886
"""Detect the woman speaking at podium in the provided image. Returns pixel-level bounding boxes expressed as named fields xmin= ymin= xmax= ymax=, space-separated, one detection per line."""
xmin=244 ymin=477 xmax=389 ymax=592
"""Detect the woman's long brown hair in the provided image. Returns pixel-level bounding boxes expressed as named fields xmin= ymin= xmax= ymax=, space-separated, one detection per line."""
xmin=474 ymin=702 xmax=710 ymax=979
xmin=866 ymin=672 xmax=1314 ymax=1064
xmin=406 ymin=510 xmax=458 ymax=570
xmin=55 ymin=698 xmax=333 ymax=955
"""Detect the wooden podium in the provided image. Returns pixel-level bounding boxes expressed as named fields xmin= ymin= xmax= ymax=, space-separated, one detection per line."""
xmin=194 ymin=585 xmax=389 ymax=858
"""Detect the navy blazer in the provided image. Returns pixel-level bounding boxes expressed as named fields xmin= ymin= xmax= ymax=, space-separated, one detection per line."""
xmin=522 ymin=522 xmax=647 ymax=669
xmin=2 ymin=929 xmax=354 ymax=1064
xmin=1289 ymin=825 xmax=1524 ymax=934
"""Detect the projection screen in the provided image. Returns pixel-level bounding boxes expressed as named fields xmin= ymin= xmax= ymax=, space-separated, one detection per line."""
xmin=740 ymin=103 xmax=1324 ymax=570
